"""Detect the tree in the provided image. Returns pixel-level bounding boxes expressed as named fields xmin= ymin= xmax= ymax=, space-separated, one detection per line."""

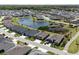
xmin=38 ymin=26 xmax=49 ymax=30
xmin=0 ymin=49 xmax=5 ymax=53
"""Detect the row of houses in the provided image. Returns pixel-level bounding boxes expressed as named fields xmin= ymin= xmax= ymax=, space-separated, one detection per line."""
xmin=0 ymin=9 xmax=77 ymax=22
xmin=42 ymin=9 xmax=79 ymax=21
xmin=35 ymin=32 xmax=65 ymax=45
xmin=0 ymin=9 xmax=45 ymax=19
xmin=0 ymin=9 xmax=79 ymax=21
xmin=3 ymin=16 xmax=39 ymax=37
xmin=0 ymin=10 xmax=31 ymax=16
xmin=4 ymin=46 xmax=48 ymax=55
xmin=48 ymin=23 xmax=68 ymax=33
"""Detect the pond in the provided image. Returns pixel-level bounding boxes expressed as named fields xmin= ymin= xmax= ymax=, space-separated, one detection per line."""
xmin=18 ymin=18 xmax=49 ymax=29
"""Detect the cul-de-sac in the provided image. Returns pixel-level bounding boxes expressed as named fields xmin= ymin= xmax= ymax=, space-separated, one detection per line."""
xmin=0 ymin=5 xmax=79 ymax=55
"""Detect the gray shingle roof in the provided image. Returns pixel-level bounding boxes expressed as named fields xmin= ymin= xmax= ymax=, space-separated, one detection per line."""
xmin=29 ymin=48 xmax=48 ymax=55
xmin=46 ymin=34 xmax=64 ymax=44
xmin=0 ymin=34 xmax=15 ymax=51
xmin=35 ymin=32 xmax=49 ymax=39
xmin=0 ymin=42 xmax=15 ymax=51
xmin=4 ymin=46 xmax=31 ymax=55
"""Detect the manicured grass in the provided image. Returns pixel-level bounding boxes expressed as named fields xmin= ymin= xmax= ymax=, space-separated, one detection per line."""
xmin=32 ymin=17 xmax=37 ymax=21
xmin=11 ymin=17 xmax=20 ymax=26
xmin=14 ymin=33 xmax=21 ymax=37
xmin=0 ymin=23 xmax=3 ymax=25
xmin=17 ymin=40 xmax=25 ymax=45
xmin=67 ymin=26 xmax=78 ymax=38
xmin=26 ymin=37 xmax=35 ymax=41
xmin=34 ymin=46 xmax=38 ymax=49
xmin=7 ymin=30 xmax=12 ymax=33
xmin=40 ymin=40 xmax=45 ymax=44
xmin=63 ymin=24 xmax=78 ymax=40
xmin=50 ymin=44 xmax=64 ymax=50
xmin=68 ymin=36 xmax=79 ymax=54
xmin=47 ymin=51 xmax=55 ymax=55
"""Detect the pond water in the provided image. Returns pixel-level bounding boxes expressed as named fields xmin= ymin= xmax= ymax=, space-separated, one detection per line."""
xmin=18 ymin=18 xmax=49 ymax=28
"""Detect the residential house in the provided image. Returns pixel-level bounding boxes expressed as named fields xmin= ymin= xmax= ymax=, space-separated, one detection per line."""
xmin=45 ymin=34 xmax=64 ymax=45
xmin=35 ymin=32 xmax=49 ymax=40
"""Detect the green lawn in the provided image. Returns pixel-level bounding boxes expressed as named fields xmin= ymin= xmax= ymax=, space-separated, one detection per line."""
xmin=47 ymin=51 xmax=55 ymax=55
xmin=40 ymin=40 xmax=45 ymax=44
xmin=11 ymin=17 xmax=19 ymax=24
xmin=68 ymin=36 xmax=79 ymax=54
xmin=68 ymin=27 xmax=78 ymax=38
xmin=7 ymin=30 xmax=13 ymax=33
xmin=0 ymin=23 xmax=3 ymax=25
xmin=26 ymin=37 xmax=35 ymax=41
xmin=14 ymin=33 xmax=21 ymax=37
xmin=50 ymin=44 xmax=64 ymax=50
xmin=32 ymin=17 xmax=37 ymax=21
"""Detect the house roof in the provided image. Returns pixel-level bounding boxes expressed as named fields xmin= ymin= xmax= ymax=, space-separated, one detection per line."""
xmin=46 ymin=34 xmax=64 ymax=44
xmin=35 ymin=32 xmax=49 ymax=39
xmin=28 ymin=48 xmax=48 ymax=55
xmin=0 ymin=34 xmax=15 ymax=51
xmin=49 ymin=27 xmax=68 ymax=32
xmin=0 ymin=42 xmax=15 ymax=51
xmin=36 ymin=14 xmax=44 ymax=20
xmin=4 ymin=46 xmax=31 ymax=55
